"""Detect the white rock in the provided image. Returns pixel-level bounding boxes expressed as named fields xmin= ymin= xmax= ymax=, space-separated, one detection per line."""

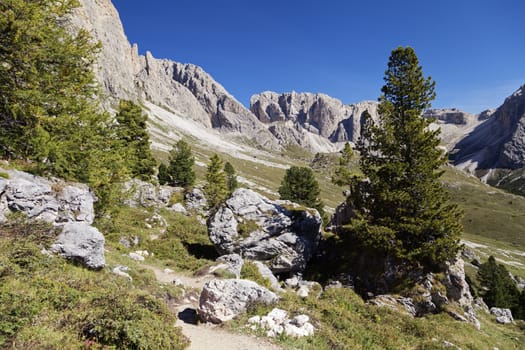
xmin=297 ymin=286 xmax=309 ymax=298
xmin=112 ymin=265 xmax=132 ymax=281
xmin=171 ymin=203 xmax=187 ymax=214
xmin=128 ymin=252 xmax=145 ymax=261
xmin=267 ymin=308 xmax=288 ymax=325
xmin=199 ymin=279 xmax=278 ymax=324
xmin=490 ymin=308 xmax=514 ymax=324
xmin=290 ymin=314 xmax=309 ymax=327
xmin=247 ymin=315 xmax=261 ymax=324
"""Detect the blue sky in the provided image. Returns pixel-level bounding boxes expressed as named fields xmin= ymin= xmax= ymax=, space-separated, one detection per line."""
xmin=112 ymin=0 xmax=524 ymax=114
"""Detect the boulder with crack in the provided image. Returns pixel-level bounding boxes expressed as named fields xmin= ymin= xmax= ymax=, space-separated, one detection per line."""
xmin=198 ymin=279 xmax=278 ymax=324
xmin=208 ymin=188 xmax=322 ymax=273
xmin=50 ymin=222 xmax=105 ymax=269
xmin=0 ymin=168 xmax=95 ymax=225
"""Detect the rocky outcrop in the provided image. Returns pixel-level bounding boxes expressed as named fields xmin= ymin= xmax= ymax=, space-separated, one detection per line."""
xmin=250 ymin=91 xmax=378 ymax=151
xmin=122 ymin=179 xmax=182 ymax=208
xmin=185 ymin=188 xmax=207 ymax=212
xmin=207 ymin=188 xmax=322 ymax=273
xmin=198 ymin=279 xmax=278 ymax=323
xmin=70 ymin=0 xmax=280 ymax=151
xmin=0 ymin=168 xmax=95 ymax=225
xmin=452 ymin=85 xmax=525 ymax=172
xmin=50 ymin=222 xmax=105 ymax=269
xmin=490 ymin=307 xmax=514 ymax=324
xmin=248 ymin=308 xmax=315 ymax=338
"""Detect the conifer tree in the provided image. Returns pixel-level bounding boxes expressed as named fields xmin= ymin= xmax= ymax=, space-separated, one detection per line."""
xmin=164 ymin=140 xmax=195 ymax=188
xmin=279 ymin=166 xmax=324 ymax=216
xmin=351 ymin=47 xmax=462 ymax=268
xmin=332 ymin=142 xmax=357 ymax=186
xmin=477 ymin=256 xmax=520 ymax=311
xmin=224 ymin=161 xmax=238 ymax=194
xmin=158 ymin=163 xmax=170 ymax=186
xmin=204 ymin=154 xmax=228 ymax=209
xmin=0 ymin=0 xmax=100 ymax=162
xmin=0 ymin=0 xmax=130 ymax=213
xmin=114 ymin=100 xmax=156 ymax=181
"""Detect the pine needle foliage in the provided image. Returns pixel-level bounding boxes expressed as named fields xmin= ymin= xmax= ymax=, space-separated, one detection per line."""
xmin=279 ymin=166 xmax=324 ymax=216
xmin=159 ymin=139 xmax=195 ymax=188
xmin=204 ymin=154 xmax=228 ymax=209
xmin=350 ymin=47 xmax=462 ymax=269
xmin=114 ymin=100 xmax=156 ymax=181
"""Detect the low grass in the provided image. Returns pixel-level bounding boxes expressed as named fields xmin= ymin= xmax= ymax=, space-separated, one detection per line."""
xmin=100 ymin=206 xmax=217 ymax=273
xmin=443 ymin=166 xmax=525 ymax=250
xmin=0 ymin=219 xmax=188 ymax=349
xmin=231 ymin=287 xmax=525 ymax=350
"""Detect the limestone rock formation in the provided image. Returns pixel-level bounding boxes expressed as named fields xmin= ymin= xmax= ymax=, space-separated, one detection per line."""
xmin=207 ymin=188 xmax=322 ymax=273
xmin=122 ymin=179 xmax=182 ymax=208
xmin=70 ymin=0 xmax=280 ymax=151
xmin=452 ymin=85 xmax=525 ymax=172
xmin=248 ymin=308 xmax=315 ymax=338
xmin=198 ymin=279 xmax=278 ymax=323
xmin=490 ymin=307 xmax=514 ymax=324
xmin=0 ymin=168 xmax=95 ymax=225
xmin=250 ymin=91 xmax=379 ymax=151
xmin=50 ymin=222 xmax=105 ymax=269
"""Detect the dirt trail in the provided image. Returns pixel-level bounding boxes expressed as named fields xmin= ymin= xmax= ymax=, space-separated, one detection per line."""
xmin=143 ymin=264 xmax=282 ymax=350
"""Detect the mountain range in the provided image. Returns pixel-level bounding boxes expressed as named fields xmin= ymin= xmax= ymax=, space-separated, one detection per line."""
xmin=71 ymin=0 xmax=525 ymax=186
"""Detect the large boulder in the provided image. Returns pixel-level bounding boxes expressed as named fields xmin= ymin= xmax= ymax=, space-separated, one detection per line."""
xmin=0 ymin=168 xmax=95 ymax=225
xmin=50 ymin=222 xmax=105 ymax=269
xmin=122 ymin=179 xmax=182 ymax=208
xmin=199 ymin=279 xmax=278 ymax=323
xmin=490 ymin=307 xmax=514 ymax=324
xmin=207 ymin=188 xmax=322 ymax=273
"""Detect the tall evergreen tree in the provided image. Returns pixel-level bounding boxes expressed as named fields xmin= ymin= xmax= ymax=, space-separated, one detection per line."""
xmin=114 ymin=100 xmax=156 ymax=181
xmin=279 ymin=166 xmax=324 ymax=216
xmin=203 ymin=154 xmax=228 ymax=209
xmin=477 ymin=256 xmax=520 ymax=311
xmin=332 ymin=142 xmax=357 ymax=187
xmin=224 ymin=161 xmax=238 ymax=194
xmin=163 ymin=140 xmax=195 ymax=188
xmin=0 ymin=0 xmax=100 ymax=162
xmin=350 ymin=47 xmax=462 ymax=268
xmin=0 ymin=0 xmax=130 ymax=213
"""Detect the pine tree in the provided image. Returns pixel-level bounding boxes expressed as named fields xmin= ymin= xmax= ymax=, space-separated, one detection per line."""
xmin=224 ymin=161 xmax=238 ymax=194
xmin=165 ymin=140 xmax=195 ymax=187
xmin=0 ymin=0 xmax=130 ymax=214
xmin=332 ymin=142 xmax=358 ymax=186
xmin=158 ymin=163 xmax=170 ymax=186
xmin=477 ymin=256 xmax=520 ymax=311
xmin=351 ymin=47 xmax=462 ymax=269
xmin=204 ymin=154 xmax=228 ymax=209
xmin=114 ymin=100 xmax=156 ymax=181
xmin=0 ymin=0 xmax=100 ymax=162
xmin=279 ymin=166 xmax=324 ymax=216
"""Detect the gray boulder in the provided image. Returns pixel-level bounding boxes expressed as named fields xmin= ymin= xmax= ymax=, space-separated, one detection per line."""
xmin=185 ymin=188 xmax=207 ymax=212
xmin=215 ymin=254 xmax=243 ymax=279
xmin=0 ymin=168 xmax=95 ymax=225
xmin=57 ymin=184 xmax=95 ymax=224
xmin=122 ymin=179 xmax=182 ymax=208
xmin=208 ymin=188 xmax=322 ymax=273
xmin=490 ymin=307 xmax=514 ymax=324
xmin=199 ymin=279 xmax=278 ymax=323
xmin=443 ymin=257 xmax=474 ymax=308
xmin=50 ymin=222 xmax=105 ymax=269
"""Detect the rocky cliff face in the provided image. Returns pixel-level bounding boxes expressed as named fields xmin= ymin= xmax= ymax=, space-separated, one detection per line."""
xmin=451 ymin=85 xmax=525 ymax=171
xmin=71 ymin=0 xmax=279 ymax=150
xmin=250 ymin=91 xmax=379 ymax=148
